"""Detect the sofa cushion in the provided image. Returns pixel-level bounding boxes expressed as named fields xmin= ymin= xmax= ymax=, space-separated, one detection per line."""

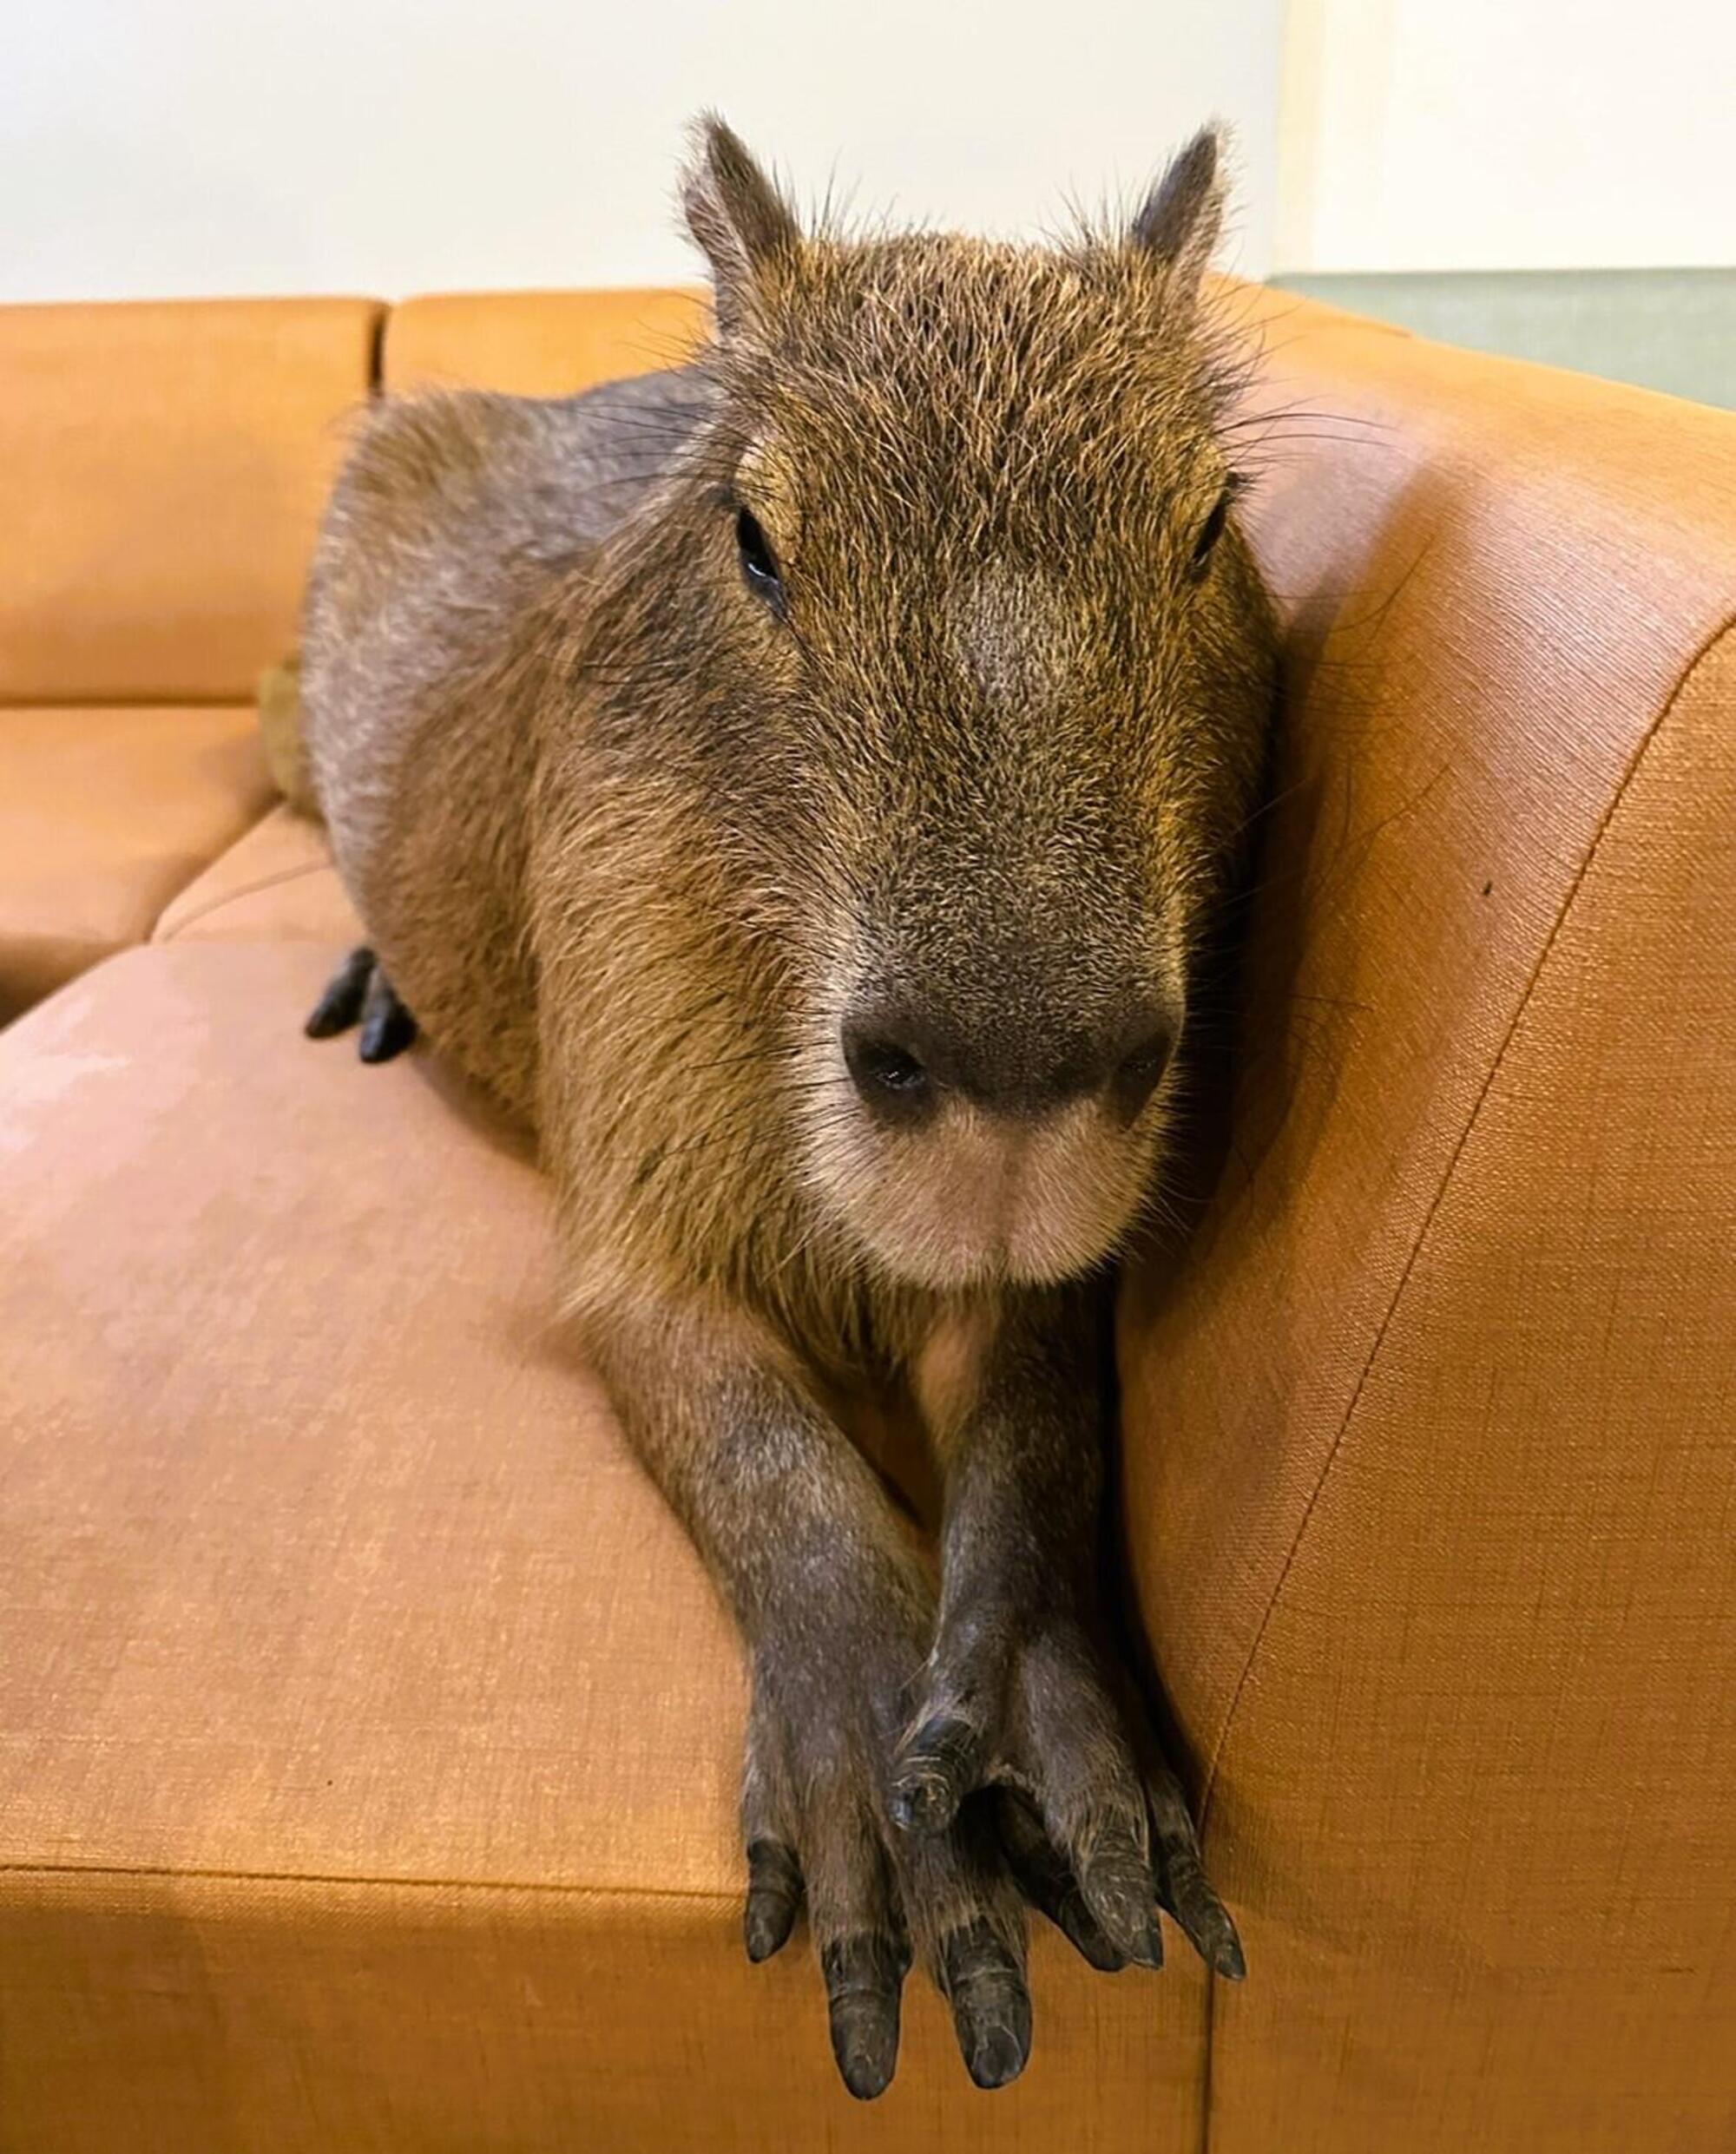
xmin=0 ymin=705 xmax=273 ymax=1020
xmin=152 ymin=803 xmax=361 ymax=946
xmin=0 ymin=298 xmax=379 ymax=703
xmin=0 ymin=942 xmax=1207 ymax=2151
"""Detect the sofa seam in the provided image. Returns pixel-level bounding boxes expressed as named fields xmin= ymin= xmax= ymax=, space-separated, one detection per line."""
xmin=0 ymin=1858 xmax=738 ymax=1905
xmin=1194 ymin=602 xmax=1736 ymax=1828
xmin=0 ymin=694 xmax=255 ymax=711
xmin=1196 ymin=1948 xmax=1218 ymax=2154
xmin=155 ymin=857 xmax=334 ymax=942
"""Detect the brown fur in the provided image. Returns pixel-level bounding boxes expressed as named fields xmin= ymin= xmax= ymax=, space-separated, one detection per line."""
xmin=299 ymin=118 xmax=1278 ymax=2097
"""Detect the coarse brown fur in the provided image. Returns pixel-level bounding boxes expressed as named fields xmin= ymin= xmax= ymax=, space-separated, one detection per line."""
xmin=299 ymin=117 xmax=1278 ymax=2098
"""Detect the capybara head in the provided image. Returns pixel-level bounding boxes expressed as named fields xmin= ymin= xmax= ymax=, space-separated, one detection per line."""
xmin=581 ymin=119 xmax=1278 ymax=1295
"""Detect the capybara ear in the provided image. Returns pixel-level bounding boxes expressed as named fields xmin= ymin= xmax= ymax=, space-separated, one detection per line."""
xmin=681 ymin=113 xmax=802 ymax=333
xmin=1129 ymin=125 xmax=1226 ymax=299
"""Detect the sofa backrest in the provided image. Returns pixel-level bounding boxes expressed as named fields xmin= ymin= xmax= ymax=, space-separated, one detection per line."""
xmin=0 ymin=286 xmax=709 ymax=710
xmin=0 ymin=299 xmax=381 ymax=706
xmin=383 ymin=286 xmax=706 ymax=397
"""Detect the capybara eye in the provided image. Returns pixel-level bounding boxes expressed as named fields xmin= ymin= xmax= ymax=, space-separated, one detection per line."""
xmin=735 ymin=507 xmax=785 ymax=609
xmin=1188 ymin=488 xmax=1232 ymax=580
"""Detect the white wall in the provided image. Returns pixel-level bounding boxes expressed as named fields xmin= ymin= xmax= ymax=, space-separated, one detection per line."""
xmin=0 ymin=0 xmax=1285 ymax=302
xmin=1277 ymin=0 xmax=1736 ymax=272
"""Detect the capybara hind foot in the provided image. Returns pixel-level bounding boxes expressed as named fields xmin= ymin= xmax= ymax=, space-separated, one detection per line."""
xmin=304 ymin=946 xmax=418 ymax=1064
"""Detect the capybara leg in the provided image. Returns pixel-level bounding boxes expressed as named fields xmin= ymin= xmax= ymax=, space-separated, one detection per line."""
xmin=895 ymin=1279 xmax=1244 ymax=1980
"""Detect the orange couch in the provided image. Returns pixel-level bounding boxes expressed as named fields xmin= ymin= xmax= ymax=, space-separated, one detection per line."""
xmin=2 ymin=284 xmax=1732 ymax=2153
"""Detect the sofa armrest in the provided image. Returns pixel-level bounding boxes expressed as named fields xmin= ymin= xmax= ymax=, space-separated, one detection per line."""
xmin=1117 ymin=296 xmax=1736 ymax=2142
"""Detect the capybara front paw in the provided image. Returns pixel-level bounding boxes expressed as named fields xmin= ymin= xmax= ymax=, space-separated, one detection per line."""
xmin=738 ymin=1655 xmax=1031 ymax=2097
xmin=891 ymin=1618 xmax=1243 ymax=1980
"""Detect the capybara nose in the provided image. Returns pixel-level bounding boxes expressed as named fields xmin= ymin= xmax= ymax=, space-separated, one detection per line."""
xmin=842 ymin=1000 xmax=1174 ymax=1121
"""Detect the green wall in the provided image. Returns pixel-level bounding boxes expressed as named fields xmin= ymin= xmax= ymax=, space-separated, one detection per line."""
xmin=1271 ymin=269 xmax=1734 ymax=411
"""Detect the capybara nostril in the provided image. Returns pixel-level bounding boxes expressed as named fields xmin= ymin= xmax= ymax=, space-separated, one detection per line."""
xmin=1108 ymin=1020 xmax=1176 ymax=1122
xmin=841 ymin=1021 xmax=933 ymax=1115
